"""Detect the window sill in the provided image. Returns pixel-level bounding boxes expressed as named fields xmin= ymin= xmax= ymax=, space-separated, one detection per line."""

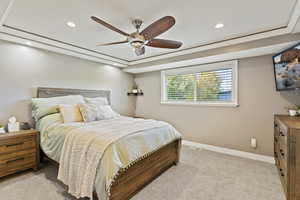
xmin=160 ymin=101 xmax=239 ymax=107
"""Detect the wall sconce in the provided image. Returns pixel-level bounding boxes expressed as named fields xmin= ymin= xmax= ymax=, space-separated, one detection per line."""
xmin=127 ymin=88 xmax=144 ymax=96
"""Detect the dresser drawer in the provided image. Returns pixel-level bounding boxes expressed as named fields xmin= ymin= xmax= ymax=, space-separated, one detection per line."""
xmin=277 ymin=157 xmax=288 ymax=194
xmin=274 ymin=121 xmax=280 ymax=135
xmin=274 ymin=136 xmax=280 ymax=166
xmin=279 ymin=142 xmax=287 ymax=162
xmin=276 ymin=123 xmax=288 ymax=145
xmin=0 ymin=136 xmax=36 ymax=155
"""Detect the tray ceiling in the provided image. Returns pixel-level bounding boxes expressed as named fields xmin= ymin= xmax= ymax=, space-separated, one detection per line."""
xmin=294 ymin=17 xmax=300 ymax=33
xmin=0 ymin=0 xmax=298 ymax=63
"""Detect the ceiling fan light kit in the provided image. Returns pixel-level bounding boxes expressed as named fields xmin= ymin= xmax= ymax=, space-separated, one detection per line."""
xmin=91 ymin=16 xmax=183 ymax=56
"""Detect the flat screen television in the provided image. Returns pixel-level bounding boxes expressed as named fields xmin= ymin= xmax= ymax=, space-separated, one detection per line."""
xmin=273 ymin=42 xmax=300 ymax=91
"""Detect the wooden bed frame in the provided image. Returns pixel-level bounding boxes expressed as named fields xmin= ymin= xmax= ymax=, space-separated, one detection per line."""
xmin=36 ymin=87 xmax=181 ymax=200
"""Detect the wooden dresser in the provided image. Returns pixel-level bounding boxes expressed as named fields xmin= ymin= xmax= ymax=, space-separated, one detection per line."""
xmin=274 ymin=115 xmax=300 ymax=200
xmin=0 ymin=130 xmax=39 ymax=178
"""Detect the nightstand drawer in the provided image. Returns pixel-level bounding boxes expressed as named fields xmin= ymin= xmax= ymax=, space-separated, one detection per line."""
xmin=0 ymin=148 xmax=36 ymax=161
xmin=0 ymin=152 xmax=36 ymax=173
xmin=0 ymin=136 xmax=36 ymax=154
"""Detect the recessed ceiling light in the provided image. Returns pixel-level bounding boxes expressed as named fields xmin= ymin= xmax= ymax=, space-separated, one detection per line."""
xmin=67 ymin=21 xmax=76 ymax=28
xmin=25 ymin=41 xmax=31 ymax=45
xmin=215 ymin=23 xmax=224 ymax=29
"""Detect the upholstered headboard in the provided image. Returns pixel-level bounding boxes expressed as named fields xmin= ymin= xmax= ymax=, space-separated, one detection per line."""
xmin=37 ymin=87 xmax=111 ymax=104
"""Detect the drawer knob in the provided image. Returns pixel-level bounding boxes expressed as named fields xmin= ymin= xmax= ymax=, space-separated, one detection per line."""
xmin=280 ymin=168 xmax=283 ymax=172
xmin=6 ymin=157 xmax=25 ymax=164
xmin=5 ymin=142 xmax=24 ymax=147
xmin=280 ymin=132 xmax=285 ymax=137
xmin=281 ymin=173 xmax=285 ymax=177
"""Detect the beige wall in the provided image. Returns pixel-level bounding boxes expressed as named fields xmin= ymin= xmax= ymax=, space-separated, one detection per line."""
xmin=0 ymin=40 xmax=135 ymax=124
xmin=2 ymin=38 xmax=300 ymax=157
xmin=134 ymin=55 xmax=300 ymax=156
xmin=126 ymin=33 xmax=300 ymax=71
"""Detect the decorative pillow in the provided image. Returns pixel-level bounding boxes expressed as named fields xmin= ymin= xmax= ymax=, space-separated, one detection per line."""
xmin=96 ymin=105 xmax=120 ymax=120
xmin=78 ymin=103 xmax=98 ymax=122
xmin=85 ymin=97 xmax=108 ymax=106
xmin=59 ymin=104 xmax=83 ymax=123
xmin=32 ymin=95 xmax=84 ymax=121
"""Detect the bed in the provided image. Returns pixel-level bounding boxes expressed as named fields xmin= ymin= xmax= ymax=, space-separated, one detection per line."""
xmin=35 ymin=87 xmax=182 ymax=200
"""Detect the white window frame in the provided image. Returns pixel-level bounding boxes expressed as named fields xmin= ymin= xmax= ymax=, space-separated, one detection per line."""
xmin=161 ymin=60 xmax=239 ymax=107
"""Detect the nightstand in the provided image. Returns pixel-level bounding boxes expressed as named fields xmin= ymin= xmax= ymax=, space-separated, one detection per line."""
xmin=0 ymin=130 xmax=40 ymax=178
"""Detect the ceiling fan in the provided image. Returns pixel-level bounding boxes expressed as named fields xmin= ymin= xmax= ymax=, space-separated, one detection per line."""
xmin=91 ymin=16 xmax=183 ymax=56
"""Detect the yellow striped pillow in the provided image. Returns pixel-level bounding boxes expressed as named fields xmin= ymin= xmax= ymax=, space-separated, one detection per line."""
xmin=59 ymin=104 xmax=83 ymax=123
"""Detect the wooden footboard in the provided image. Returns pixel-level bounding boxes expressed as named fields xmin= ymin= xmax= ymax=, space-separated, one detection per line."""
xmin=107 ymin=139 xmax=181 ymax=200
xmin=42 ymin=139 xmax=181 ymax=200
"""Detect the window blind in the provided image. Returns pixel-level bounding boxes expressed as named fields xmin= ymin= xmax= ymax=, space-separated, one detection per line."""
xmin=166 ymin=73 xmax=195 ymax=101
xmin=166 ymin=68 xmax=233 ymax=102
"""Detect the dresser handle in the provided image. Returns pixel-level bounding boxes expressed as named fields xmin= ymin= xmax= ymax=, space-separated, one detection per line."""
xmin=280 ymin=149 xmax=285 ymax=157
xmin=280 ymin=132 xmax=285 ymax=137
xmin=6 ymin=157 xmax=25 ymax=164
xmin=6 ymin=142 xmax=24 ymax=147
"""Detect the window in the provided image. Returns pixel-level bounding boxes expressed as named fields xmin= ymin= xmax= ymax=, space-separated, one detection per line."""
xmin=161 ymin=60 xmax=238 ymax=106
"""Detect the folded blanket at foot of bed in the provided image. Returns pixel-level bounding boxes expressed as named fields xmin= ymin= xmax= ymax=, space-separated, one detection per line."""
xmin=54 ymin=117 xmax=181 ymax=200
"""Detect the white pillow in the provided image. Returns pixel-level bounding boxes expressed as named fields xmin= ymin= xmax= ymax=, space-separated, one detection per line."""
xmin=96 ymin=105 xmax=120 ymax=120
xmin=85 ymin=97 xmax=108 ymax=106
xmin=78 ymin=103 xmax=98 ymax=122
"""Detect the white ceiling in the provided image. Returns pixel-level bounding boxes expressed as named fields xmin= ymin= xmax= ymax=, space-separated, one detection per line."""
xmin=1 ymin=0 xmax=297 ymax=62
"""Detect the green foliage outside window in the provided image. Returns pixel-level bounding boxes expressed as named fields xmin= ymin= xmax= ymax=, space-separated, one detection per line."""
xmin=167 ymin=74 xmax=194 ymax=100
xmin=196 ymin=71 xmax=221 ymax=101
xmin=167 ymin=71 xmax=221 ymax=101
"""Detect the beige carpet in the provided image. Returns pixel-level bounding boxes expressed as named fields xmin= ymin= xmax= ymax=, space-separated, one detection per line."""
xmin=0 ymin=146 xmax=285 ymax=200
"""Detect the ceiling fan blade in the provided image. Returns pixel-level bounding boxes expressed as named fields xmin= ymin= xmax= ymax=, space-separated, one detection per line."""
xmin=97 ymin=40 xmax=128 ymax=46
xmin=140 ymin=16 xmax=175 ymax=40
xmin=147 ymin=39 xmax=182 ymax=49
xmin=135 ymin=47 xmax=145 ymax=56
xmin=91 ymin=16 xmax=130 ymax=37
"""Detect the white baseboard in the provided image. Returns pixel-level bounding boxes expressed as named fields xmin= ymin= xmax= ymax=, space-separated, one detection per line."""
xmin=182 ymin=140 xmax=275 ymax=164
